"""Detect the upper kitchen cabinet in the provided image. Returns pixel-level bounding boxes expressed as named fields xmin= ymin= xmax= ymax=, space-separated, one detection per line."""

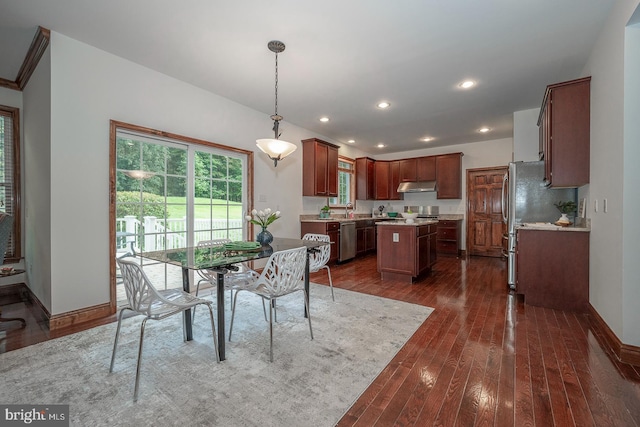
xmin=435 ymin=153 xmax=463 ymax=199
xmin=371 ymin=160 xmax=403 ymax=200
xmin=399 ymin=156 xmax=436 ymax=182
xmin=302 ymin=138 xmax=339 ymax=197
xmin=356 ymin=157 xmax=376 ymax=200
xmin=374 ymin=161 xmax=390 ymax=200
xmin=538 ymin=77 xmax=590 ymax=188
xmin=388 ymin=160 xmax=403 ymax=200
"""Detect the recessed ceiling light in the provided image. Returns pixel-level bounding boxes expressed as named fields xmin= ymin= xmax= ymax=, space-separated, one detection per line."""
xmin=377 ymin=143 xmax=386 ymax=148
xmin=459 ymin=80 xmax=476 ymax=89
xmin=421 ymin=137 xmax=434 ymax=142
xmin=479 ymin=127 xmax=491 ymax=133
xmin=319 ymin=117 xmax=330 ymax=122
xmin=347 ymin=139 xmax=355 ymax=143
xmin=377 ymin=101 xmax=390 ymax=109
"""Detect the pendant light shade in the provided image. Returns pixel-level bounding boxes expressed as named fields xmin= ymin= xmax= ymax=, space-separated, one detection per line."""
xmin=257 ymin=40 xmax=297 ymax=167
xmin=256 ymin=138 xmax=297 ymax=165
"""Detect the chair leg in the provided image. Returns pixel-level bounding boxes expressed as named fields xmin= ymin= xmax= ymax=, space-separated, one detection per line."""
xmin=268 ymin=298 xmax=274 ymax=362
xmin=192 ymin=279 xmax=205 ymax=323
xmin=203 ymin=303 xmax=220 ymax=362
xmin=303 ymin=290 xmax=313 ymax=340
xmin=228 ymin=289 xmax=240 ymax=341
xmin=109 ymin=308 xmax=129 ymax=373
xmin=324 ymin=266 xmax=335 ymax=301
xmin=133 ymin=317 xmax=148 ymax=402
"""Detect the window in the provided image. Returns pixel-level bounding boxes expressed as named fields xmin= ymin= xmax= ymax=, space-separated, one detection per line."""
xmin=0 ymin=105 xmax=20 ymax=262
xmin=110 ymin=121 xmax=253 ymax=305
xmin=329 ymin=156 xmax=355 ymax=207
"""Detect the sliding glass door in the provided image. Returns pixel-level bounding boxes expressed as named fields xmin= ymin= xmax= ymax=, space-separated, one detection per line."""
xmin=113 ymin=126 xmax=249 ymax=303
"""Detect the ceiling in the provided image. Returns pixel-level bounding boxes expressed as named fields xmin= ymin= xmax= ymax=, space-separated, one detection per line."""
xmin=0 ymin=0 xmax=616 ymax=155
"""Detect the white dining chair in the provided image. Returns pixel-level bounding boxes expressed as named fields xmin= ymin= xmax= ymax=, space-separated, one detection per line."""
xmin=228 ymin=246 xmax=312 ymax=362
xmin=111 ymin=257 xmax=219 ymax=402
xmin=194 ymin=239 xmax=266 ymax=321
xmin=302 ymin=233 xmax=335 ymax=301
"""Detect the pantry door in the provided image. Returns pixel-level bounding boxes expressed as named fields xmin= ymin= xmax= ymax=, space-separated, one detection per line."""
xmin=466 ymin=166 xmax=507 ymax=258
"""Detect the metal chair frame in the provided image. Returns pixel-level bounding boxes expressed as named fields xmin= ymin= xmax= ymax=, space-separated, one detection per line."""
xmin=110 ymin=257 xmax=219 ymax=402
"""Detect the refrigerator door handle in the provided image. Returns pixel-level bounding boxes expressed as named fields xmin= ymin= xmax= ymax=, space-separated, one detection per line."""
xmin=501 ymin=172 xmax=509 ymax=224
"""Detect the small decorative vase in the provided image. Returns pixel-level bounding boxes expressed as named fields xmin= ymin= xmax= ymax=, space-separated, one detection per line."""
xmin=556 ymin=213 xmax=571 ymax=226
xmin=256 ymin=227 xmax=273 ymax=245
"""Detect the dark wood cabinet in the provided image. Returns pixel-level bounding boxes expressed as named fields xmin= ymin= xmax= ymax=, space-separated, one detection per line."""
xmin=437 ymin=219 xmax=462 ymax=256
xmin=302 ymin=138 xmax=339 ymax=197
xmin=377 ymin=223 xmax=437 ymax=282
xmin=399 ymin=158 xmax=417 ymax=182
xmin=356 ymin=219 xmax=376 ymax=255
xmin=300 ymin=221 xmax=340 ymax=263
xmin=435 ymin=153 xmax=463 ymax=199
xmin=417 ymin=156 xmax=436 ymax=181
xmin=355 ymin=157 xmax=376 ymax=200
xmin=516 ymin=229 xmax=589 ymax=312
xmin=374 ymin=161 xmax=390 ymax=200
xmin=399 ymin=156 xmax=436 ymax=182
xmin=388 ymin=160 xmax=403 ymax=200
xmin=373 ymin=160 xmax=403 ymax=201
xmin=537 ymin=77 xmax=590 ymax=188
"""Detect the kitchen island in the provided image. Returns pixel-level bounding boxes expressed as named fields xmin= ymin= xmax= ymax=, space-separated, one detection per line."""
xmin=376 ymin=219 xmax=438 ymax=282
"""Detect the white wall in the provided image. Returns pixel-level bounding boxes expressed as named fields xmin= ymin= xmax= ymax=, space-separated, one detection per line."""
xmin=22 ymin=47 xmax=52 ymax=310
xmin=38 ymin=32 xmax=355 ymax=315
xmin=582 ymin=0 xmax=640 ymax=345
xmin=513 ymin=108 xmax=541 ymax=162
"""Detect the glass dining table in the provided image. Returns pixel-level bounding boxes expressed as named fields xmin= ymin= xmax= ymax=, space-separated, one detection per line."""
xmin=141 ymin=237 xmax=327 ymax=361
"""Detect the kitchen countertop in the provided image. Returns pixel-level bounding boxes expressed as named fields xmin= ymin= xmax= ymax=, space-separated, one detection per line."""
xmin=376 ymin=219 xmax=439 ymax=226
xmin=516 ymin=222 xmax=590 ymax=232
xmin=300 ymin=214 xmax=463 ymax=223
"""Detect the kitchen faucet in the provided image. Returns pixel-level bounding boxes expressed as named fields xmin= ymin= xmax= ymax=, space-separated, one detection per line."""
xmin=345 ymin=202 xmax=354 ymax=218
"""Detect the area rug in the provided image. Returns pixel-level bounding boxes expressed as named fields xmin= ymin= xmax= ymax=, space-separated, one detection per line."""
xmin=0 ymin=284 xmax=433 ymax=427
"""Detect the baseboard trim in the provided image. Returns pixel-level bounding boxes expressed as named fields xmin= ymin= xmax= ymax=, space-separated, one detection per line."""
xmin=7 ymin=283 xmax=114 ymax=330
xmin=49 ymin=303 xmax=113 ymax=331
xmin=588 ymin=303 xmax=640 ymax=366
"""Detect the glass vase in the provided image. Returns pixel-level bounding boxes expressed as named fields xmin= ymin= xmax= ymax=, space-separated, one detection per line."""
xmin=256 ymin=227 xmax=273 ymax=245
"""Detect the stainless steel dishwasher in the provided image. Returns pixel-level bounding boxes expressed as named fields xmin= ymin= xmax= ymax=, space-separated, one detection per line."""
xmin=339 ymin=221 xmax=356 ymax=262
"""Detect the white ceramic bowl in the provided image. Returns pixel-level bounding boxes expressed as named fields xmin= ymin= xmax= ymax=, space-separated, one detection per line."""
xmin=402 ymin=212 xmax=419 ymax=219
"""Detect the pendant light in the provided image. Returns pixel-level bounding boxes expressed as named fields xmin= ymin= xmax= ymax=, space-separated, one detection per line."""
xmin=256 ymin=40 xmax=297 ymax=167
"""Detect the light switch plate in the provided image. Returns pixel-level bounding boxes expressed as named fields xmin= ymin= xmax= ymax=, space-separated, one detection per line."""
xmin=393 ymin=233 xmax=399 ymax=242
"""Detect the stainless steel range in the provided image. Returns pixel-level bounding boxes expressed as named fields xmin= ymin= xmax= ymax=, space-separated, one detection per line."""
xmin=403 ymin=205 xmax=439 ymax=219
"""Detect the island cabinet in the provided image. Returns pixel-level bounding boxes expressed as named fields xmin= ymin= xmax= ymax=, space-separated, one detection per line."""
xmin=516 ymin=229 xmax=589 ymax=312
xmin=356 ymin=219 xmax=376 ymax=255
xmin=355 ymin=157 xmax=376 ymax=200
xmin=399 ymin=156 xmax=436 ymax=182
xmin=437 ymin=219 xmax=462 ymax=256
xmin=435 ymin=153 xmax=463 ymax=199
xmin=302 ymin=138 xmax=339 ymax=197
xmin=377 ymin=222 xmax=437 ymax=282
xmin=537 ymin=77 xmax=590 ymax=188
xmin=300 ymin=221 xmax=340 ymax=263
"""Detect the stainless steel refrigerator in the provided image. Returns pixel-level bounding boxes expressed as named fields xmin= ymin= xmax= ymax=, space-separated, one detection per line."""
xmin=501 ymin=161 xmax=576 ymax=289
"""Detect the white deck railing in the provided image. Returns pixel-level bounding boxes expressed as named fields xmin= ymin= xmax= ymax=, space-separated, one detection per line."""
xmin=116 ymin=216 xmax=244 ymax=252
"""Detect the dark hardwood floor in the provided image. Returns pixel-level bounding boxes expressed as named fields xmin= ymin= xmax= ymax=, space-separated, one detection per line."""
xmin=1 ymin=253 xmax=639 ymax=426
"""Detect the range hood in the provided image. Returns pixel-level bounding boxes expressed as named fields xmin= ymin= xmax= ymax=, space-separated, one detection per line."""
xmin=397 ymin=181 xmax=437 ymax=193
